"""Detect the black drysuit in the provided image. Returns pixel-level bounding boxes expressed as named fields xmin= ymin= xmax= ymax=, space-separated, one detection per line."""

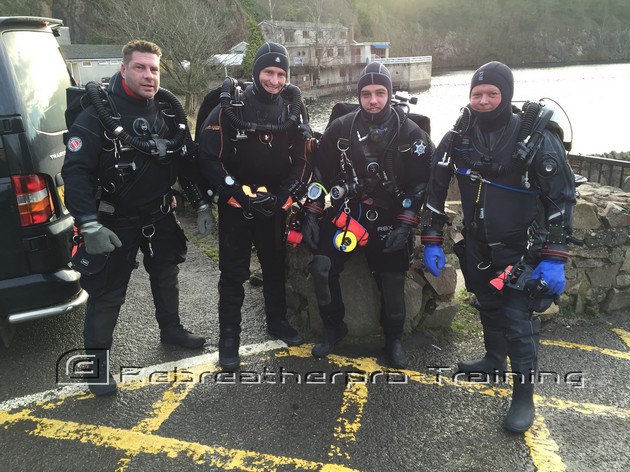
xmin=197 ymin=85 xmax=309 ymax=336
xmin=62 ymin=72 xmax=197 ymax=349
xmin=310 ymin=108 xmax=433 ymax=338
xmin=425 ymin=111 xmax=576 ymax=373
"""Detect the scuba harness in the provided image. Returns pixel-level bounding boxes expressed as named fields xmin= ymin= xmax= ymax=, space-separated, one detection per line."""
xmin=301 ymin=96 xmax=428 ymax=252
xmin=65 ymin=81 xmax=192 ymax=263
xmin=330 ymin=101 xmax=419 ymax=207
xmin=65 ymin=81 xmax=190 ymax=192
xmin=218 ymin=77 xmax=309 ymax=137
xmin=439 ymin=98 xmax=572 ymax=194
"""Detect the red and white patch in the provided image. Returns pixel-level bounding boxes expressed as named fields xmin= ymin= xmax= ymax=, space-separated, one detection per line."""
xmin=67 ymin=136 xmax=83 ymax=152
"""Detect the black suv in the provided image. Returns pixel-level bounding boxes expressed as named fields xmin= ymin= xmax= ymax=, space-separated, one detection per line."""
xmin=0 ymin=17 xmax=86 ymax=345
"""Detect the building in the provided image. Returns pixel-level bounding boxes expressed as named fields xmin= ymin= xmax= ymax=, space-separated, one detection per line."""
xmin=258 ymin=20 xmax=430 ymax=97
xmin=56 ymin=27 xmax=122 ymax=85
xmin=59 ymin=44 xmax=123 ymax=85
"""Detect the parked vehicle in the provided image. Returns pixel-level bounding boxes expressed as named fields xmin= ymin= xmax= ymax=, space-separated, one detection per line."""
xmin=0 ymin=16 xmax=87 ymax=346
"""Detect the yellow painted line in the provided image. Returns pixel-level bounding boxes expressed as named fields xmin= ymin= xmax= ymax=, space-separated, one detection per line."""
xmin=132 ymin=362 xmax=219 ymax=433
xmin=611 ymin=328 xmax=630 ymax=350
xmin=525 ymin=415 xmax=566 ymax=472
xmin=0 ymin=409 xmax=358 ymax=472
xmin=117 ymin=362 xmax=222 ymax=470
xmin=329 ymin=382 xmax=369 ymax=460
xmin=287 ymin=346 xmax=630 ymax=418
xmin=540 ymin=339 xmax=630 ymax=360
xmin=536 ymin=395 xmax=630 ymax=419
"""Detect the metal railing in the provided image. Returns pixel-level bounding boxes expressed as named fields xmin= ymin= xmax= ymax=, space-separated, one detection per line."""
xmin=568 ymin=153 xmax=630 ymax=190
xmin=374 ymin=56 xmax=432 ymax=64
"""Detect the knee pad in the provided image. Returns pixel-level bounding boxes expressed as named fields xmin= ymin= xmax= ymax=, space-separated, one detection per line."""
xmin=309 ymin=255 xmax=332 ymax=306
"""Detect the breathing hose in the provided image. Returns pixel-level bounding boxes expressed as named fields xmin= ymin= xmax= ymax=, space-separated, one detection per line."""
xmin=85 ymin=81 xmax=187 ymax=156
xmin=219 ymin=77 xmax=303 ymax=133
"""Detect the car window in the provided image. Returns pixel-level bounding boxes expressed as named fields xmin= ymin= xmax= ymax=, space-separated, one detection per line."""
xmin=3 ymin=29 xmax=71 ymax=134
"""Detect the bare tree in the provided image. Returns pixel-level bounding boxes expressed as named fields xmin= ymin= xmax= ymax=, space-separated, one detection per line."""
xmin=86 ymin=0 xmax=237 ymax=113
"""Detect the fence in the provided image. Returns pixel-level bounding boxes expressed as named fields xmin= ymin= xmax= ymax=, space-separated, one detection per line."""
xmin=568 ymin=153 xmax=630 ymax=191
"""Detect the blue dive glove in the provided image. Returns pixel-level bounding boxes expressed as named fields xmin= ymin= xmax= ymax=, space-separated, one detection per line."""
xmin=532 ymin=260 xmax=566 ymax=296
xmin=423 ymin=244 xmax=445 ymax=277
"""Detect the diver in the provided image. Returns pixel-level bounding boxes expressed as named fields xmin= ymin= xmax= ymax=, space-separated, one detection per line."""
xmin=62 ymin=40 xmax=210 ymax=397
xmin=422 ymin=61 xmax=576 ymax=432
xmin=301 ymin=63 xmax=433 ymax=368
xmin=197 ymin=42 xmax=311 ymax=370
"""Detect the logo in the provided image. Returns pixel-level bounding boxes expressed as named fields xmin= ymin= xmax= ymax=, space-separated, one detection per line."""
xmin=478 ymin=71 xmax=485 ymax=81
xmin=133 ymin=117 xmax=150 ymax=136
xmin=67 ymin=137 xmax=82 ymax=152
xmin=56 ymin=348 xmax=110 ymax=386
xmin=275 ymin=56 xmax=281 ymax=63
xmin=413 ymin=140 xmax=427 ymax=156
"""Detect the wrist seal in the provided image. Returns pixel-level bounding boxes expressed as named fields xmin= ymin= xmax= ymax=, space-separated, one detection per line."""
xmin=421 ymin=227 xmax=444 ymax=246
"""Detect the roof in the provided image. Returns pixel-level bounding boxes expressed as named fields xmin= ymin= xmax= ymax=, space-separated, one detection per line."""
xmin=209 ymin=53 xmax=243 ymax=67
xmin=59 ymin=44 xmax=122 ymax=61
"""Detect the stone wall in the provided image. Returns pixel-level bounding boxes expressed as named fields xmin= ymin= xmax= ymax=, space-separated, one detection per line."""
xmin=287 ymin=181 xmax=630 ymax=335
xmin=286 ymin=221 xmax=460 ymax=337
xmin=565 ymin=182 xmax=630 ymax=315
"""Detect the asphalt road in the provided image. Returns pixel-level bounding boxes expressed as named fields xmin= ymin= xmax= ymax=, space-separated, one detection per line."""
xmin=1 ymin=210 xmax=629 ymax=471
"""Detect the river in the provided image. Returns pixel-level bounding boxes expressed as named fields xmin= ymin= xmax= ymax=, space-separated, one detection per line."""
xmin=305 ymin=62 xmax=630 ymax=156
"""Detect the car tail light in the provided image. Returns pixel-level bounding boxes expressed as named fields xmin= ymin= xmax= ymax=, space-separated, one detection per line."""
xmin=11 ymin=174 xmax=54 ymax=226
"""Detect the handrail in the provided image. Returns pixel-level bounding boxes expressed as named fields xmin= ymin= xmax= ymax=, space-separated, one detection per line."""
xmin=568 ymin=153 xmax=630 ymax=190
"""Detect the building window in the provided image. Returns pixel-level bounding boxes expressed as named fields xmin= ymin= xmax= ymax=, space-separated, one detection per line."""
xmin=327 ymin=48 xmax=334 ymax=57
xmin=302 ymin=30 xmax=309 ymax=39
xmin=337 ymin=47 xmax=345 ymax=57
xmin=340 ymin=31 xmax=347 ymax=39
xmin=285 ymin=29 xmax=295 ymax=42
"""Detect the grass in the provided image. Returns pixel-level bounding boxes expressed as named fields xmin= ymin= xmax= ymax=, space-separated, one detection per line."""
xmin=448 ymin=288 xmax=482 ymax=340
xmin=192 ymin=235 xmax=220 ymax=261
xmin=178 ymin=206 xmax=220 ymax=262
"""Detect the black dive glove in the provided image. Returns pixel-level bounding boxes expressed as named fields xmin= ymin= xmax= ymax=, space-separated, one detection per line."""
xmin=248 ymin=192 xmax=277 ymax=219
xmin=226 ymin=187 xmax=277 ymax=219
xmin=384 ymin=224 xmax=412 ymax=253
xmin=384 ymin=210 xmax=419 ymax=253
xmin=274 ymin=180 xmax=307 ymax=213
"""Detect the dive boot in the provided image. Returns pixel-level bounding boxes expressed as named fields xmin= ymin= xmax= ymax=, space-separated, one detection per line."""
xmin=267 ymin=318 xmax=304 ymax=346
xmin=218 ymin=334 xmax=240 ymax=370
xmin=86 ymin=350 xmax=117 ymax=396
xmin=503 ymin=381 xmax=535 ymax=433
xmin=385 ymin=338 xmax=408 ymax=369
xmin=312 ymin=323 xmax=348 ymax=358
xmin=457 ymin=329 xmax=508 ymax=375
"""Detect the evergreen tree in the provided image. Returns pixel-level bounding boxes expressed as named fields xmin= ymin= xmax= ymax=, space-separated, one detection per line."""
xmin=241 ymin=17 xmax=265 ymax=80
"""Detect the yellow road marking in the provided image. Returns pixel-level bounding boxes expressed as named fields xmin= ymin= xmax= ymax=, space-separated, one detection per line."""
xmin=117 ymin=362 xmax=222 ymax=470
xmin=2 ymin=336 xmax=629 ymax=470
xmin=540 ymin=339 xmax=630 ymax=360
xmin=0 ymin=409 xmax=358 ymax=472
xmin=329 ymin=382 xmax=368 ymax=460
xmin=525 ymin=415 xmax=566 ymax=472
xmin=611 ymin=328 xmax=630 ymax=349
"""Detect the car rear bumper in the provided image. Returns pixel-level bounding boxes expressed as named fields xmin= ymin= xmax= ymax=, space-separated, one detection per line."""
xmin=1 ymin=268 xmax=87 ymax=323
